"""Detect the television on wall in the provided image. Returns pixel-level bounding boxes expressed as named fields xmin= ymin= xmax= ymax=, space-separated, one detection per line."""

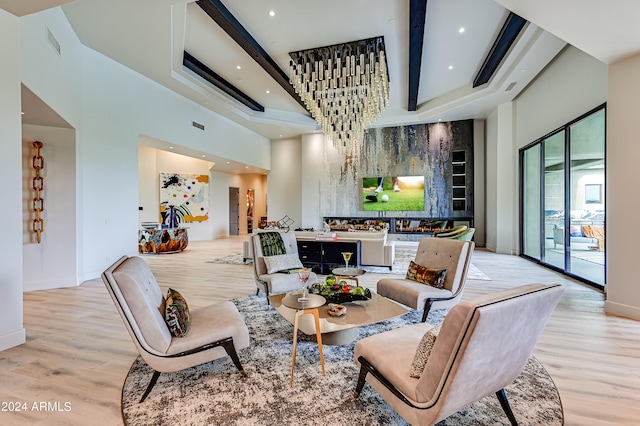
xmin=361 ymin=176 xmax=425 ymax=211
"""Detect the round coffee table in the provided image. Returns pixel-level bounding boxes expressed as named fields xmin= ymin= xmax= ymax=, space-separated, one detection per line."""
xmin=331 ymin=267 xmax=366 ymax=286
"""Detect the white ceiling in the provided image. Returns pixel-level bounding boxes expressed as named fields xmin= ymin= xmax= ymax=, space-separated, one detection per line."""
xmin=5 ymin=0 xmax=640 ymax=171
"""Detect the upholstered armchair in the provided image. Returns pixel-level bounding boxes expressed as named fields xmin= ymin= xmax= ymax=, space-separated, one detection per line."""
xmin=432 ymin=225 xmax=467 ymax=237
xmin=377 ymin=237 xmax=474 ymax=322
xmin=434 ymin=225 xmax=475 ymax=240
xmin=354 ymin=283 xmax=564 ymax=426
xmin=102 ymin=256 xmax=250 ymax=402
xmin=251 ymin=232 xmax=317 ymax=302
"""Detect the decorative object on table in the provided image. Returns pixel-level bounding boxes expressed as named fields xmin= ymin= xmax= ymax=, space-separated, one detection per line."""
xmin=159 ymin=172 xmax=209 ymax=226
xmin=309 ymin=281 xmax=371 ymax=303
xmin=341 ymin=251 xmax=353 ymax=269
xmin=297 ymin=268 xmax=311 ymax=302
xmin=120 ymin=294 xmax=563 ymax=426
xmin=288 ymin=36 xmax=389 ymax=147
xmin=327 ymin=303 xmax=347 ymax=317
xmin=32 ymin=141 xmax=45 ymax=243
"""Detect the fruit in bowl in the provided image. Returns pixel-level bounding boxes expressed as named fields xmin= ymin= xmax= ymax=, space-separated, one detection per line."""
xmin=309 ymin=280 xmax=372 ymax=303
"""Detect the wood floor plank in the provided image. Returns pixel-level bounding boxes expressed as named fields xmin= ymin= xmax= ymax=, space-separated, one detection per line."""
xmin=0 ymin=236 xmax=638 ymax=425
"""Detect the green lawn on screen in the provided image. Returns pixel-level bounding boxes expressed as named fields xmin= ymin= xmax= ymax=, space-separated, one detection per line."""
xmin=362 ymin=188 xmax=424 ymax=211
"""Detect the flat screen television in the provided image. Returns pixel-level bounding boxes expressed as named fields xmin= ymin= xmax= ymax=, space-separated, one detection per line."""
xmin=361 ymin=176 xmax=425 ymax=211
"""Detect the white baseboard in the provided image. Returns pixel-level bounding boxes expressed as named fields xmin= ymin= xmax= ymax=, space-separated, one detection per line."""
xmin=605 ymin=300 xmax=640 ymax=321
xmin=0 ymin=328 xmax=26 ymax=352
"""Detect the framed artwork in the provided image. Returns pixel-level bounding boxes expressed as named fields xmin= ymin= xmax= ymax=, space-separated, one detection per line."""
xmin=585 ymin=183 xmax=602 ymax=204
xmin=159 ymin=173 xmax=209 ymax=225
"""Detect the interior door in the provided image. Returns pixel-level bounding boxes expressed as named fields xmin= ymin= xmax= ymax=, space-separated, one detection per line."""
xmin=229 ymin=187 xmax=239 ymax=236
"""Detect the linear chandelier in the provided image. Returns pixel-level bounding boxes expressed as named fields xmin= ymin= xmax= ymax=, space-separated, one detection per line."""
xmin=288 ymin=36 xmax=390 ymax=147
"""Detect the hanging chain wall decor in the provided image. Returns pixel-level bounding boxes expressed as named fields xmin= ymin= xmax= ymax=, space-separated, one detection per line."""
xmin=32 ymin=141 xmax=45 ymax=243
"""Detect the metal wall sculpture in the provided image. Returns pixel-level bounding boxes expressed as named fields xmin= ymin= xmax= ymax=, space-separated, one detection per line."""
xmin=32 ymin=141 xmax=45 ymax=243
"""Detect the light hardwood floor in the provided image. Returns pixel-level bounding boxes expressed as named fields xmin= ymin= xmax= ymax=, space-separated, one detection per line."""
xmin=1 ymin=236 xmax=638 ymax=425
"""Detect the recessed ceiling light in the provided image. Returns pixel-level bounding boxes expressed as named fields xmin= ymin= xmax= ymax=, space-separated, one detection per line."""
xmin=448 ymin=65 xmax=453 ymax=70
xmin=245 ymin=166 xmax=249 ymax=169
xmin=266 ymin=90 xmax=270 ymax=94
xmin=169 ymin=146 xmax=174 ymax=149
xmin=202 ymin=155 xmax=206 ymax=158
xmin=459 ymin=27 xmax=465 ymax=34
xmin=226 ymin=161 xmax=230 ymax=164
xmin=268 ymin=10 xmax=275 ymax=17
xmin=236 ymin=65 xmax=241 ymax=70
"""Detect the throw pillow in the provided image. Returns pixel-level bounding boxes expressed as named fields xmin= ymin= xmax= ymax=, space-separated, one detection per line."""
xmin=263 ymin=253 xmax=304 ymax=274
xmin=165 ymin=288 xmax=191 ymax=337
xmin=405 ymin=261 xmax=447 ymax=289
xmin=410 ymin=325 xmax=442 ymax=378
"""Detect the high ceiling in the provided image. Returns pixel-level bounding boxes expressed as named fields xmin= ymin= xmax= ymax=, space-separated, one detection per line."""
xmin=4 ymin=0 xmax=640 ymax=165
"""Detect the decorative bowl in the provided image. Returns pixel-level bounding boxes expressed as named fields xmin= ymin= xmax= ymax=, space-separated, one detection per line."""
xmin=327 ymin=303 xmax=347 ymax=317
xmin=309 ymin=282 xmax=372 ymax=303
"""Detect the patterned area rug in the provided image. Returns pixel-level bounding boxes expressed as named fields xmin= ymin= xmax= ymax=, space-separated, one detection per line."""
xmin=206 ymin=246 xmax=491 ymax=280
xmin=121 ymin=296 xmax=561 ymax=425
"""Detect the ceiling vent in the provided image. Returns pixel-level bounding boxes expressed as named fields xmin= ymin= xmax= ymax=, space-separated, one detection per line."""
xmin=46 ymin=27 xmax=61 ymax=56
xmin=192 ymin=121 xmax=205 ymax=131
xmin=505 ymin=82 xmax=518 ymax=91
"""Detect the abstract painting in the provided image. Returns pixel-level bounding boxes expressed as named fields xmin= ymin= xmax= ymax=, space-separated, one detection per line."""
xmin=159 ymin=173 xmax=209 ymax=225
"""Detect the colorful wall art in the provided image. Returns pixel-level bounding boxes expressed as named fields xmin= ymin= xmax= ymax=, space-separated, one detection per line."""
xmin=159 ymin=173 xmax=209 ymax=225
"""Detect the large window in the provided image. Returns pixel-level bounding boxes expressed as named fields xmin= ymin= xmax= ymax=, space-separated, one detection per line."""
xmin=520 ymin=105 xmax=605 ymax=287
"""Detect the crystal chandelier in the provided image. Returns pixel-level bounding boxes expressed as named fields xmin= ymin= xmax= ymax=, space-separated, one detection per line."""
xmin=288 ymin=36 xmax=390 ymax=147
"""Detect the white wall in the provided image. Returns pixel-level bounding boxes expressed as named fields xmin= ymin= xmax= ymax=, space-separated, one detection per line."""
xmin=22 ymin=125 xmax=77 ymax=291
xmin=0 ymin=9 xmax=26 ymax=351
xmin=487 ymin=46 xmax=608 ymax=255
xmin=269 ymin=137 xmax=303 ymax=229
xmin=607 ymin=52 xmax=640 ymax=320
xmin=485 ymin=103 xmax=517 ymax=254
xmin=17 ymin=8 xmax=271 ymax=283
xmin=515 ymin=47 xmax=608 ymax=147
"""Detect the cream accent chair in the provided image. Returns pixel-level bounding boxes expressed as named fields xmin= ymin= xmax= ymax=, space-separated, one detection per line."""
xmin=102 ymin=256 xmax=250 ymax=402
xmin=377 ymin=237 xmax=474 ymax=322
xmin=354 ymin=283 xmax=564 ymax=425
xmin=251 ymin=232 xmax=317 ymax=303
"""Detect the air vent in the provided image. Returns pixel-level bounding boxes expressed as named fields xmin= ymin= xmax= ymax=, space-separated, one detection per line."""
xmin=192 ymin=121 xmax=205 ymax=131
xmin=505 ymin=82 xmax=517 ymax=91
xmin=46 ymin=27 xmax=61 ymax=56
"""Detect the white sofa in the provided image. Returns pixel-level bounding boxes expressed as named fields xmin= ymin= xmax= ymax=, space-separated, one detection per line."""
xmin=294 ymin=230 xmax=395 ymax=269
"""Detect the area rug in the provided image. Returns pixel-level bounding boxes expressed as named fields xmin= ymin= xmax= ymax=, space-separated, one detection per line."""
xmin=121 ymin=295 xmax=562 ymax=425
xmin=206 ymin=249 xmax=491 ymax=280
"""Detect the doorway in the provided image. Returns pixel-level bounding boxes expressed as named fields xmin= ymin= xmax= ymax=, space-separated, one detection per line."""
xmin=229 ymin=187 xmax=239 ymax=236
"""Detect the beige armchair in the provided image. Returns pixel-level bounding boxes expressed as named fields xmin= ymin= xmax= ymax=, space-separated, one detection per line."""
xmin=354 ymin=283 xmax=564 ymax=425
xmin=377 ymin=237 xmax=474 ymax=322
xmin=251 ymin=232 xmax=317 ymax=303
xmin=102 ymin=256 xmax=250 ymax=402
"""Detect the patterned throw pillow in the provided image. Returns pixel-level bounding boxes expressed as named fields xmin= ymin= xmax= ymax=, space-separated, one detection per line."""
xmin=165 ymin=288 xmax=190 ymax=337
xmin=263 ymin=253 xmax=304 ymax=274
xmin=405 ymin=261 xmax=447 ymax=289
xmin=410 ymin=325 xmax=442 ymax=378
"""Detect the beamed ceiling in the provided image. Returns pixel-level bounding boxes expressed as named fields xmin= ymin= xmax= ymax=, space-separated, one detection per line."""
xmin=3 ymin=0 xmax=640 ymax=171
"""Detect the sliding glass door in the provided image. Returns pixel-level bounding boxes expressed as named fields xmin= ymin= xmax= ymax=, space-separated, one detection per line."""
xmin=520 ymin=105 xmax=605 ymax=287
